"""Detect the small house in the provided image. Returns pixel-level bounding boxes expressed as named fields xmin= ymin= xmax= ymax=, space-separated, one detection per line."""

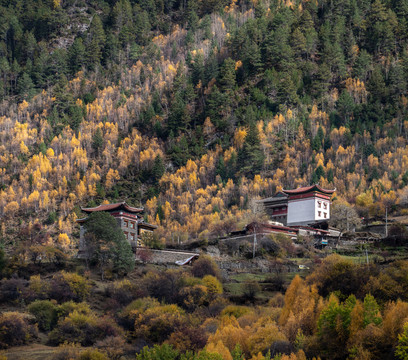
xmin=76 ymin=202 xmax=157 ymax=249
xmin=261 ymin=184 xmax=336 ymax=226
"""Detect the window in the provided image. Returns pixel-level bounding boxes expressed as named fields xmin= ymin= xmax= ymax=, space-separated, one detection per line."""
xmin=124 ymin=220 xmax=128 ymax=228
xmin=318 ymin=201 xmax=321 ymax=208
xmin=323 ymin=202 xmax=327 ymax=210
xmin=318 ymin=211 xmax=321 ymax=217
xmin=324 ymin=212 xmax=327 ymax=218
xmin=130 ymin=222 xmax=134 ymax=229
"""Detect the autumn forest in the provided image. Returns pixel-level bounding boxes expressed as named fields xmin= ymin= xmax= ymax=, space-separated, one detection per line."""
xmin=1 ymin=0 xmax=408 ymax=359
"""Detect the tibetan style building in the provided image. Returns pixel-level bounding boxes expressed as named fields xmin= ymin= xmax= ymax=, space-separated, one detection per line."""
xmin=261 ymin=185 xmax=336 ymax=226
xmin=77 ymin=202 xmax=157 ymax=248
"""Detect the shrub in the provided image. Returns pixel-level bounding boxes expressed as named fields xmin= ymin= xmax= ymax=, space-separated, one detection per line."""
xmin=50 ymin=343 xmax=80 ymax=360
xmin=134 ymin=304 xmax=186 ymax=343
xmin=202 ymin=275 xmax=223 ymax=300
xmin=241 ymin=280 xmax=261 ymax=301
xmin=0 ymin=312 xmax=38 ymax=349
xmin=0 ymin=276 xmax=28 ymax=303
xmin=95 ymin=336 xmax=126 ymax=360
xmin=43 ymin=246 xmax=68 ymax=267
xmin=57 ymin=301 xmax=91 ymax=319
xmin=264 ymin=274 xmax=285 ymax=292
xmin=29 ymin=274 xmax=50 ymax=300
xmin=388 ymin=223 xmax=408 ymax=241
xmin=307 ymin=254 xmax=369 ymax=299
xmin=259 ymin=237 xmax=279 ymax=254
xmin=49 ymin=271 xmax=90 ymax=302
xmin=48 ymin=311 xmax=122 ymax=346
xmin=137 ymin=247 xmax=153 ymax=264
xmin=118 ymin=297 xmax=160 ymax=330
xmin=207 ymin=298 xmax=229 ymax=317
xmin=48 ymin=311 xmax=97 ymax=346
xmin=105 ymin=279 xmax=142 ymax=306
xmin=77 ymin=349 xmax=109 ymax=360
xmin=191 ymin=256 xmax=221 ymax=279
xmin=28 ymin=300 xmax=58 ymax=331
xmin=221 ymin=305 xmax=251 ymax=319
xmin=136 ymin=344 xmax=179 ymax=360
xmin=143 ymin=270 xmax=185 ymax=304
xmin=166 ymin=325 xmax=208 ymax=353
xmin=179 ymin=284 xmax=208 ymax=311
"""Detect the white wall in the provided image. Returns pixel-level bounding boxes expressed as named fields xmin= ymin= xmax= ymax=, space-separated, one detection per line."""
xmin=287 ymin=198 xmax=316 ymax=225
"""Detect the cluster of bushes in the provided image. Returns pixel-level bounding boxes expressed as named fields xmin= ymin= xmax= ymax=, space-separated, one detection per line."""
xmin=26 ymin=299 xmax=121 ymax=347
xmin=0 ymin=256 xmax=225 ymax=354
xmin=0 ymin=312 xmax=38 ymax=349
xmin=50 ymin=340 xmax=126 ymax=360
xmin=0 ymin=271 xmax=90 ymax=304
xmin=307 ymin=255 xmax=408 ymax=303
xmin=104 ymin=256 xmax=222 ymax=312
xmin=5 ymin=253 xmax=408 ymax=359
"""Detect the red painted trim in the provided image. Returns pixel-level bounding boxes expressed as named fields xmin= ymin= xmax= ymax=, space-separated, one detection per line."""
xmin=288 ymin=193 xmax=331 ymax=201
xmin=111 ymin=212 xmax=140 ymax=220
xmin=273 ymin=209 xmax=288 ymax=215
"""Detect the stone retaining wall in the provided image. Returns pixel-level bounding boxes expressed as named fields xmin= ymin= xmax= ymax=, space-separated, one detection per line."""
xmin=135 ymin=248 xmax=200 ymax=264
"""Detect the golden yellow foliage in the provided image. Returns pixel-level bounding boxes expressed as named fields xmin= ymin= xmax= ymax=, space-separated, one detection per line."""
xmin=206 ymin=341 xmax=232 ymax=360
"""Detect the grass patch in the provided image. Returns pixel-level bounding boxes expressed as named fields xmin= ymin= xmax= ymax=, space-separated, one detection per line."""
xmin=5 ymin=344 xmax=59 ymax=360
xmin=229 ymin=273 xmax=270 ymax=282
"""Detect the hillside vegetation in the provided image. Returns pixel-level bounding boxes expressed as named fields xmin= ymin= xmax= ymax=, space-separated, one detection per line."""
xmin=1 ymin=0 xmax=408 ymax=246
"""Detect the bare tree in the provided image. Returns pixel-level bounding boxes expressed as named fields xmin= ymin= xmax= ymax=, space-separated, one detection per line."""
xmin=330 ymin=203 xmax=361 ymax=232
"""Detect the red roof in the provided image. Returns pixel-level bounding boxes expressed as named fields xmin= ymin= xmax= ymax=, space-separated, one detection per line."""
xmin=246 ymin=222 xmax=299 ymax=234
xmin=282 ymin=184 xmax=335 ymax=195
xmin=82 ymin=202 xmax=143 ymax=214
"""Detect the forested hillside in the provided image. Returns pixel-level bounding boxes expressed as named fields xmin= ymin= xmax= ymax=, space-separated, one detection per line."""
xmin=1 ymin=0 xmax=408 ymax=247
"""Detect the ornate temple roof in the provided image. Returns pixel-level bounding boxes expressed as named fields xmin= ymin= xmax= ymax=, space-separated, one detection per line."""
xmin=282 ymin=184 xmax=336 ymax=195
xmin=81 ymin=202 xmax=144 ymax=214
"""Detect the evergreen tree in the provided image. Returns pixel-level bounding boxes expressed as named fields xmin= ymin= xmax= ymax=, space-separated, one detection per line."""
xmin=388 ymin=59 xmax=407 ymax=103
xmin=0 ymin=247 xmax=6 ymax=277
xmin=237 ymin=122 xmax=265 ymax=177
xmin=134 ymin=11 xmax=151 ymax=46
xmin=68 ymin=38 xmax=85 ymax=75
xmin=152 ymin=155 xmax=165 ymax=181
xmin=263 ymin=27 xmax=294 ymax=71
xmin=16 ymin=72 xmax=35 ymax=101
xmin=367 ymin=65 xmax=387 ymax=103
xmin=218 ymin=57 xmax=236 ymax=92
xmin=86 ymin=15 xmax=106 ymax=69
xmin=337 ymin=89 xmax=355 ymax=125
xmin=291 ymin=27 xmax=307 ymax=59
xmin=204 ymin=53 xmax=219 ymax=86
xmin=352 ymin=49 xmax=372 ymax=81
xmin=83 ymin=211 xmax=135 ymax=278
xmin=167 ymin=92 xmax=190 ymax=135
xmin=92 ymin=128 xmax=104 ymax=156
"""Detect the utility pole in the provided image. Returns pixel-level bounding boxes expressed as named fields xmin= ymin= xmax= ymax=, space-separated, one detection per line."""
xmin=385 ymin=206 xmax=388 ymax=238
xmin=253 ymin=224 xmax=257 ymax=259
xmin=346 ymin=210 xmax=349 ymax=232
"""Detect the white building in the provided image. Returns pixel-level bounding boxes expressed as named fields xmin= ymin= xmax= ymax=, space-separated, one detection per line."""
xmin=261 ymin=185 xmax=336 ymax=226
